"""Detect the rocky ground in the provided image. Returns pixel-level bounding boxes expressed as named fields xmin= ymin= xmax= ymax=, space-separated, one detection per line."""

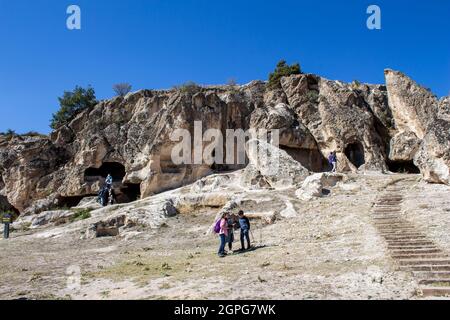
xmin=1 ymin=172 xmax=449 ymax=300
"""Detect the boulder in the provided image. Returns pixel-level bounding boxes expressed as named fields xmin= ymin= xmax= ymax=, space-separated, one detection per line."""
xmin=389 ymin=131 xmax=420 ymax=161
xmin=414 ymin=118 xmax=450 ymax=184
xmin=242 ymin=139 xmax=310 ymax=189
xmin=296 ymin=173 xmax=345 ymax=201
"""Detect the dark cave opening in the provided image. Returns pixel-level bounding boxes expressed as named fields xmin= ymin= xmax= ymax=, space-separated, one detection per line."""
xmin=84 ymin=162 xmax=126 ymax=182
xmin=387 ymin=160 xmax=420 ymax=174
xmin=0 ymin=195 xmax=20 ymax=218
xmin=280 ymin=146 xmax=328 ymax=172
xmin=57 ymin=195 xmax=96 ymax=209
xmin=344 ymin=142 xmax=366 ymax=169
xmin=119 ymin=183 xmax=141 ymax=203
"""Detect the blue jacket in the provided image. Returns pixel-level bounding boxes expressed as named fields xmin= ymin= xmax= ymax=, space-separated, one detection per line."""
xmin=239 ymin=216 xmax=250 ymax=231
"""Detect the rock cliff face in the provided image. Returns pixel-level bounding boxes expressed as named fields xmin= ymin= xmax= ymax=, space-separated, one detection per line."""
xmin=1 ymin=69 xmax=448 ymax=214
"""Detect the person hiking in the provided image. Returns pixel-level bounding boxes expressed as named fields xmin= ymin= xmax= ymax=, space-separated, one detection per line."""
xmin=217 ymin=213 xmax=228 ymax=258
xmin=328 ymin=151 xmax=337 ymax=173
xmin=108 ymin=188 xmax=116 ymax=205
xmin=238 ymin=210 xmax=251 ymax=251
xmin=105 ymin=174 xmax=113 ymax=189
xmin=226 ymin=213 xmax=237 ymax=252
xmin=2 ymin=212 xmax=12 ymax=239
xmin=97 ymin=186 xmax=108 ymax=207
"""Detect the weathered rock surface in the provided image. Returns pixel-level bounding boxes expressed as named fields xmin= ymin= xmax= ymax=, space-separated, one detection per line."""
xmin=414 ymin=118 xmax=450 ymax=184
xmin=242 ymin=139 xmax=310 ymax=189
xmin=1 ymin=69 xmax=449 ymax=215
xmin=385 ymin=69 xmax=438 ymax=139
xmin=389 ymin=131 xmax=420 ymax=161
xmin=296 ymin=173 xmax=345 ymax=200
xmin=385 ymin=70 xmax=450 ymax=183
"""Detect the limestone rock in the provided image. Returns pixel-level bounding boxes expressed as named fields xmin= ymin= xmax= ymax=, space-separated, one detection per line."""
xmin=385 ymin=69 xmax=438 ymax=139
xmin=2 ymin=69 xmax=450 ymax=216
xmin=296 ymin=173 xmax=345 ymax=201
xmin=242 ymin=139 xmax=310 ymax=189
xmin=389 ymin=131 xmax=420 ymax=161
xmin=30 ymin=210 xmax=75 ymax=227
xmin=414 ymin=118 xmax=450 ymax=184
xmin=281 ymin=74 xmax=388 ymax=172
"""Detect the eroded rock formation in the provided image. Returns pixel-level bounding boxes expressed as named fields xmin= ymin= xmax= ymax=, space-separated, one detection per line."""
xmin=1 ymin=69 xmax=449 ymax=215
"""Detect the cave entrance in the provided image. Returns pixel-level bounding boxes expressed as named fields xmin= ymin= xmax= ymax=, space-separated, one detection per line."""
xmin=0 ymin=195 xmax=20 ymax=219
xmin=84 ymin=162 xmax=126 ymax=182
xmin=119 ymin=183 xmax=141 ymax=203
xmin=387 ymin=160 xmax=420 ymax=174
xmin=57 ymin=195 xmax=96 ymax=209
xmin=280 ymin=146 xmax=328 ymax=172
xmin=345 ymin=142 xmax=365 ymax=169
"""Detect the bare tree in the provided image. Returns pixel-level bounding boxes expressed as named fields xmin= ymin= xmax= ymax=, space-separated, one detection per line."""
xmin=113 ymin=83 xmax=132 ymax=97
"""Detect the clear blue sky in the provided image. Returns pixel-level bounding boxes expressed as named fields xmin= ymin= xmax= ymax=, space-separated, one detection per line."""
xmin=1 ymin=0 xmax=449 ymax=134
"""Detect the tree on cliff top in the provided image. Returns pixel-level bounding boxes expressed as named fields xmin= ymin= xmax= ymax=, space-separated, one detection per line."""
xmin=268 ymin=60 xmax=302 ymax=89
xmin=50 ymin=86 xmax=98 ymax=130
xmin=113 ymin=83 xmax=132 ymax=97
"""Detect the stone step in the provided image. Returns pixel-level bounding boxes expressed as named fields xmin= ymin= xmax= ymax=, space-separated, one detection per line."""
xmin=388 ymin=245 xmax=440 ymax=250
xmin=374 ymin=205 xmax=402 ymax=208
xmin=399 ymin=259 xmax=450 ymax=266
xmin=413 ymin=272 xmax=450 ymax=279
xmin=375 ymin=201 xmax=402 ymax=204
xmin=419 ymin=279 xmax=450 ymax=286
xmin=392 ymin=254 xmax=448 ymax=260
xmin=400 ymin=265 xmax=450 ymax=272
xmin=380 ymin=233 xmax=425 ymax=238
xmin=373 ymin=212 xmax=402 ymax=215
xmin=385 ymin=240 xmax=435 ymax=246
xmin=376 ymin=226 xmax=416 ymax=230
xmin=420 ymin=287 xmax=450 ymax=297
xmin=386 ymin=240 xmax=434 ymax=249
xmin=374 ymin=216 xmax=405 ymax=221
xmin=384 ymin=235 xmax=428 ymax=241
xmin=373 ymin=219 xmax=405 ymax=223
xmin=391 ymin=248 xmax=442 ymax=255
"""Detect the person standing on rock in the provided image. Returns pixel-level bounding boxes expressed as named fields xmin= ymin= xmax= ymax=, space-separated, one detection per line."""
xmin=217 ymin=213 xmax=228 ymax=258
xmin=328 ymin=152 xmax=337 ymax=173
xmin=105 ymin=174 xmax=113 ymax=189
xmin=238 ymin=210 xmax=251 ymax=251
xmin=2 ymin=212 xmax=12 ymax=239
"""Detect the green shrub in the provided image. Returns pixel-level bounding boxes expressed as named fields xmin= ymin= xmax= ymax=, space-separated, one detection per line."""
xmin=268 ymin=60 xmax=301 ymax=89
xmin=70 ymin=208 xmax=92 ymax=222
xmin=1 ymin=129 xmax=16 ymax=138
xmin=22 ymin=131 xmax=46 ymax=137
xmin=50 ymin=86 xmax=98 ymax=130
xmin=226 ymin=78 xmax=240 ymax=94
xmin=306 ymin=91 xmax=319 ymax=103
xmin=173 ymin=81 xmax=202 ymax=95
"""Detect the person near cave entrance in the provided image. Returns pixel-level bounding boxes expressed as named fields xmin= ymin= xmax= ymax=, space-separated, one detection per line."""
xmin=328 ymin=151 xmax=337 ymax=173
xmin=97 ymin=173 xmax=114 ymax=207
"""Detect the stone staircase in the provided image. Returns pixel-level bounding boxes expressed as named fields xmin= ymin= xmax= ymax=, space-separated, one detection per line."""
xmin=372 ymin=184 xmax=450 ymax=298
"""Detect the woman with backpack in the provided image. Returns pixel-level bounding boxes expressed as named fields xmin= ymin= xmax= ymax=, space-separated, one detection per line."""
xmin=215 ymin=213 xmax=228 ymax=258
